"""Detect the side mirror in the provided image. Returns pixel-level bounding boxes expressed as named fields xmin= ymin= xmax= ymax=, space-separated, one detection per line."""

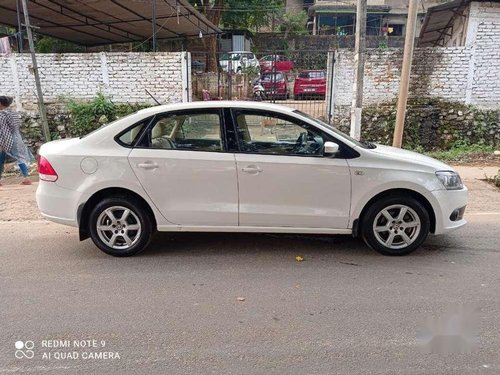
xmin=324 ymin=141 xmax=339 ymax=156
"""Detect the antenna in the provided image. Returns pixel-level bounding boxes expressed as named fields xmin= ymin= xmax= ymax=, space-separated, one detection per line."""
xmin=145 ymin=89 xmax=162 ymax=105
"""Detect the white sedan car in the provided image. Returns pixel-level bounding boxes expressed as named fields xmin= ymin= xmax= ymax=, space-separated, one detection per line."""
xmin=36 ymin=101 xmax=467 ymax=257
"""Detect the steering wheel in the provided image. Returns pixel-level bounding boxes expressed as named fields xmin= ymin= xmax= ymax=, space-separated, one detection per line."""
xmin=292 ymin=132 xmax=308 ymax=154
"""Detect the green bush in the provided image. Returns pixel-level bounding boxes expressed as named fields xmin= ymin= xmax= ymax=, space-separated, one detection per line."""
xmin=66 ymin=93 xmax=116 ymax=137
xmin=64 ymin=94 xmax=152 ymax=137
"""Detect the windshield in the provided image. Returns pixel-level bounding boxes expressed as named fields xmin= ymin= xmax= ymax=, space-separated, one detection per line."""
xmin=293 ymin=110 xmax=372 ymax=149
xmin=261 ymin=73 xmax=284 ymax=81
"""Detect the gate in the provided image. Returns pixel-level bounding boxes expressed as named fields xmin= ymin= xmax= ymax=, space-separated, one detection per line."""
xmin=190 ymin=50 xmax=335 ymax=122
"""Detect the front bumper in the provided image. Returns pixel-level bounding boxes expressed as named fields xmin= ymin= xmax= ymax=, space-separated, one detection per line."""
xmin=430 ymin=186 xmax=468 ymax=235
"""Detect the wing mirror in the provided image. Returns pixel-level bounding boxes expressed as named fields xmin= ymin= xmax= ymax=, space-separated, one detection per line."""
xmin=324 ymin=141 xmax=339 ymax=156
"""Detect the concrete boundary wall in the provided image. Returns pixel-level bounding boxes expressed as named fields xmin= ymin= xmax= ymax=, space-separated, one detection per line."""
xmin=0 ymin=52 xmax=190 ymax=111
xmin=333 ymin=45 xmax=500 ymax=110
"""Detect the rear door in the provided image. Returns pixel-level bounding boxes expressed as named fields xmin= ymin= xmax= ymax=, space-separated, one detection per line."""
xmin=128 ymin=109 xmax=238 ymax=226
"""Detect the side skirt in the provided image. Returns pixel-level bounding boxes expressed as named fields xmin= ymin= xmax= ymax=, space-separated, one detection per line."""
xmin=157 ymin=225 xmax=352 ymax=235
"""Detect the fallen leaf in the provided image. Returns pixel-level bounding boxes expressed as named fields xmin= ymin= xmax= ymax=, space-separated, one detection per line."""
xmin=295 ymin=256 xmax=304 ymax=262
xmin=236 ymin=297 xmax=245 ymax=302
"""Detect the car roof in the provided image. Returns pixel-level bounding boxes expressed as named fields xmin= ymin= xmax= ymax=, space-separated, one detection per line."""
xmin=136 ymin=101 xmax=296 ymax=116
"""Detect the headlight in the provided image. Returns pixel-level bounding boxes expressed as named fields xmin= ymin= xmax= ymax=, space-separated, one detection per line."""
xmin=435 ymin=171 xmax=463 ymax=190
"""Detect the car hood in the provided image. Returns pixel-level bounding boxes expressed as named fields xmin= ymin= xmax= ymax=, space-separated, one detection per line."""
xmin=368 ymin=144 xmax=454 ymax=172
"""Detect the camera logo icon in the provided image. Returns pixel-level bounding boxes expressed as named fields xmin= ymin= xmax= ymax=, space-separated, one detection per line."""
xmin=15 ymin=341 xmax=35 ymax=359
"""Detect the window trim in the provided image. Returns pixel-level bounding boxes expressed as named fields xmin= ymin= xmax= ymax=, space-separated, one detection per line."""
xmin=131 ymin=108 xmax=229 ymax=153
xmin=114 ymin=115 xmax=155 ymax=148
xmin=228 ymin=108 xmax=358 ymax=159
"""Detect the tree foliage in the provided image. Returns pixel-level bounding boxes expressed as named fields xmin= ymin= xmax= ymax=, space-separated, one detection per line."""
xmin=35 ymin=36 xmax=85 ymax=53
xmin=221 ymin=0 xmax=283 ymax=31
xmin=279 ymin=11 xmax=309 ymax=38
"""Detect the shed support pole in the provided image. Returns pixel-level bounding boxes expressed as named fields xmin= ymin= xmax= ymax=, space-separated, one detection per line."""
xmin=152 ymin=0 xmax=157 ymax=51
xmin=21 ymin=0 xmax=50 ymax=142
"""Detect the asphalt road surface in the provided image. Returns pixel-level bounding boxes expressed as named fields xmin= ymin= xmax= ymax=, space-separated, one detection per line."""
xmin=1 ymin=211 xmax=500 ymax=374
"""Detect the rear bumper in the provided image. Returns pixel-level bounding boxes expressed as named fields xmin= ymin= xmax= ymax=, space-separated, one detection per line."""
xmin=294 ymin=88 xmax=326 ymax=96
xmin=430 ymin=186 xmax=468 ymax=235
xmin=36 ymin=181 xmax=86 ymax=228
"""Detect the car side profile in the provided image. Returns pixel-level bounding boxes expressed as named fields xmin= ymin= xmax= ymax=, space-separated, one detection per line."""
xmin=259 ymin=55 xmax=294 ymax=73
xmin=36 ymin=101 xmax=467 ymax=257
xmin=219 ymin=51 xmax=259 ymax=73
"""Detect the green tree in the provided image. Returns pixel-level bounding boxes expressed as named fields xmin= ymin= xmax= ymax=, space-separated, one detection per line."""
xmin=35 ymin=36 xmax=84 ymax=53
xmin=279 ymin=10 xmax=308 ymax=39
xmin=189 ymin=0 xmax=284 ymax=70
xmin=190 ymin=0 xmax=225 ymax=71
xmin=221 ymin=0 xmax=283 ymax=31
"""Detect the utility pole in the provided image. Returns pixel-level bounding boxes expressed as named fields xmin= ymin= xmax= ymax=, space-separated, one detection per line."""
xmin=350 ymin=0 xmax=367 ymax=140
xmin=392 ymin=0 xmax=419 ymax=148
xmin=21 ymin=0 xmax=50 ymax=142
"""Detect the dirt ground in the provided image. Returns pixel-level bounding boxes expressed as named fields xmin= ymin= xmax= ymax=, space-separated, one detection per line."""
xmin=0 ymin=165 xmax=498 ymax=222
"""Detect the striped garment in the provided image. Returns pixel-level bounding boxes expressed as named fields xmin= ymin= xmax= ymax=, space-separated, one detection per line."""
xmin=0 ymin=109 xmax=15 ymax=153
xmin=0 ymin=109 xmax=32 ymax=164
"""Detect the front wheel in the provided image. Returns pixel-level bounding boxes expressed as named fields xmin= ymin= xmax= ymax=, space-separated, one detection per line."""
xmin=88 ymin=196 xmax=153 ymax=257
xmin=361 ymin=195 xmax=430 ymax=256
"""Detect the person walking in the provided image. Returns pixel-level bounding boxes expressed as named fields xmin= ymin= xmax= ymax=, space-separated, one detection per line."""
xmin=0 ymin=96 xmax=32 ymax=186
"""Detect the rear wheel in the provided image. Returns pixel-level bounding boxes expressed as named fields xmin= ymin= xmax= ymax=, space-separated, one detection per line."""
xmin=88 ymin=196 xmax=153 ymax=257
xmin=361 ymin=195 xmax=430 ymax=256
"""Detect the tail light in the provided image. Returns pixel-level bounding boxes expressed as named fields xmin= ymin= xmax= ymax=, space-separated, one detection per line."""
xmin=38 ymin=156 xmax=58 ymax=182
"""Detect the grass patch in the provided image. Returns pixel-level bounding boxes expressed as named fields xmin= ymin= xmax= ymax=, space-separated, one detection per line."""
xmin=414 ymin=143 xmax=499 ymax=164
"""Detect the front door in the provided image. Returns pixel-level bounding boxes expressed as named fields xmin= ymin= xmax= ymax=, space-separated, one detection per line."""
xmin=232 ymin=109 xmax=351 ymax=229
xmin=128 ymin=109 xmax=238 ymax=226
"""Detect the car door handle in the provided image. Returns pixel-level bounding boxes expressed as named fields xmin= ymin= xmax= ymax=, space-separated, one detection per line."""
xmin=241 ymin=165 xmax=262 ymax=174
xmin=137 ymin=161 xmax=159 ymax=170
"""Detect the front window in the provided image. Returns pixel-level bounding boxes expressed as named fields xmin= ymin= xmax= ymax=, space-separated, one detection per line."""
xmin=293 ymin=110 xmax=373 ymax=149
xmin=234 ymin=110 xmax=327 ymax=156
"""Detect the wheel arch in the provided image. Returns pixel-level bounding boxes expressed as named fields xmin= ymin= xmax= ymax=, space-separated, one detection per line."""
xmin=352 ymin=188 xmax=436 ymax=237
xmin=78 ymin=187 xmax=158 ymax=241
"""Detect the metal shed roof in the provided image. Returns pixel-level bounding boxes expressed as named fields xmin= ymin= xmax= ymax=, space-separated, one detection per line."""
xmin=418 ymin=0 xmax=470 ymax=46
xmin=0 ymin=0 xmax=221 ymax=46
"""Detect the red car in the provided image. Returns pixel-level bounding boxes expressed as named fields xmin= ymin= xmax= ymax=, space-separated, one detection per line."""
xmin=259 ymin=71 xmax=288 ymax=100
xmin=259 ymin=55 xmax=294 ymax=73
xmin=293 ymin=70 xmax=327 ymax=100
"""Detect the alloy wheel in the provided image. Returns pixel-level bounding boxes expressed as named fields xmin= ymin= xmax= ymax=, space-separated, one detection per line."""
xmin=96 ymin=206 xmax=142 ymax=250
xmin=372 ymin=204 xmax=421 ymax=250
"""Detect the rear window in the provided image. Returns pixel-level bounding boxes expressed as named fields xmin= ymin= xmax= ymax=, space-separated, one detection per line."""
xmin=299 ymin=71 xmax=325 ymax=79
xmin=116 ymin=120 xmax=148 ymax=147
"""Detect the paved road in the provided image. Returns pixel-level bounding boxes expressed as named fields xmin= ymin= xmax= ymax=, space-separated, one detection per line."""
xmin=1 ymin=212 xmax=499 ymax=374
xmin=1 ymin=170 xmax=500 ymax=374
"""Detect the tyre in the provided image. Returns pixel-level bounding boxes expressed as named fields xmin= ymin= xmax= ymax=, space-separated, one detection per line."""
xmin=88 ymin=196 xmax=153 ymax=257
xmin=361 ymin=195 xmax=430 ymax=256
